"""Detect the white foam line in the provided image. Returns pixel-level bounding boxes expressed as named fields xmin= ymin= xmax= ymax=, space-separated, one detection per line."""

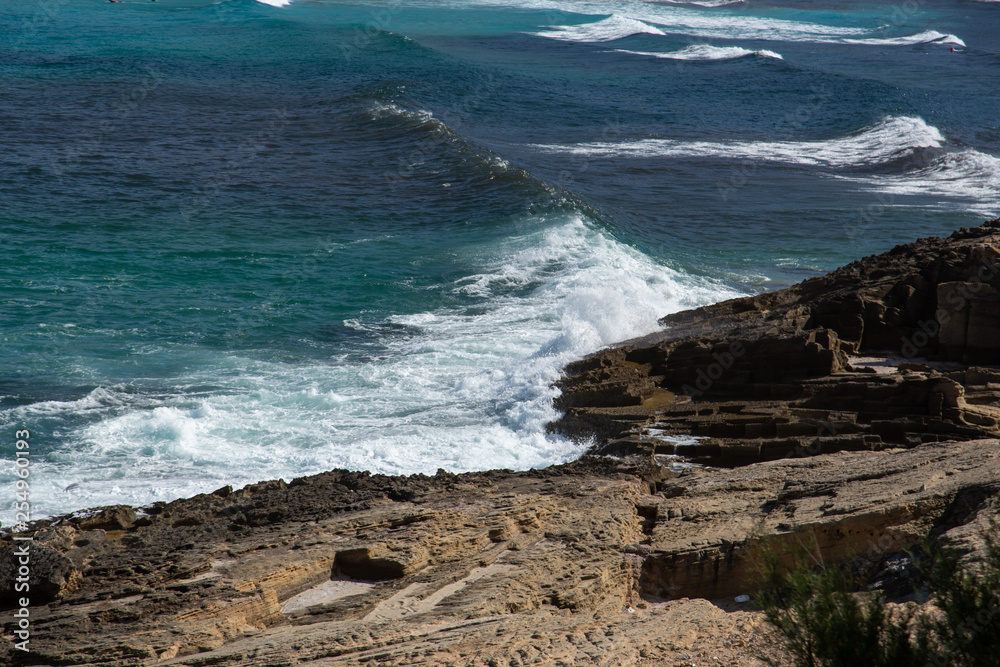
xmin=532 ymin=14 xmax=665 ymax=41
xmin=836 ymin=149 xmax=1000 ymax=217
xmin=532 ymin=116 xmax=945 ymax=167
xmin=486 ymin=0 xmax=966 ymax=46
xmin=842 ymin=29 xmax=966 ymax=47
xmin=616 ymin=44 xmax=782 ymax=60
xmin=650 ymin=0 xmax=746 ymax=6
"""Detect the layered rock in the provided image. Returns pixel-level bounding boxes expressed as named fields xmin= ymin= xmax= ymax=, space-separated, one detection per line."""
xmin=553 ymin=220 xmax=1000 ymax=465
xmin=3 ymin=221 xmax=1000 ymax=666
xmin=0 ymin=465 xmax=770 ymax=666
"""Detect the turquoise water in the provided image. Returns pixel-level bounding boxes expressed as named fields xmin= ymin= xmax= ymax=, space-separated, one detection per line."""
xmin=1 ymin=0 xmax=998 ymax=524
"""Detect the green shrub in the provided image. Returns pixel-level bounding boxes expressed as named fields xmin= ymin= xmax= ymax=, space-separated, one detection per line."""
xmin=754 ymin=524 xmax=1000 ymax=667
xmin=755 ymin=544 xmax=931 ymax=667
xmin=920 ymin=527 xmax=1000 ymax=666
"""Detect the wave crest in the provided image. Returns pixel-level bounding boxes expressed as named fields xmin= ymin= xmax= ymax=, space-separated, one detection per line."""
xmin=840 ymin=149 xmax=1000 ymax=217
xmin=532 ymin=116 xmax=946 ymax=168
xmin=648 ymin=0 xmax=746 ymax=6
xmin=534 ymin=14 xmax=666 ymax=42
xmin=4 ymin=216 xmax=739 ymax=522
xmin=519 ymin=1 xmax=963 ymax=46
xmin=616 ymin=44 xmax=783 ymax=60
xmin=843 ymin=29 xmax=966 ymax=47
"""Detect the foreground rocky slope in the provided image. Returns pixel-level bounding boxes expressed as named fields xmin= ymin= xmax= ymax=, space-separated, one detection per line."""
xmin=1 ymin=465 xmax=771 ymax=666
xmin=4 ymin=222 xmax=1000 ymax=666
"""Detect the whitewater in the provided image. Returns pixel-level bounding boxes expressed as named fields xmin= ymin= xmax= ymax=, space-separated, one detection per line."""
xmin=0 ymin=215 xmax=738 ymax=517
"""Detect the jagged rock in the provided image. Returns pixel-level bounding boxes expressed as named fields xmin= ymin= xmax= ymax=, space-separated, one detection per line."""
xmin=73 ymin=505 xmax=137 ymax=532
xmin=0 ymin=542 xmax=81 ymax=604
xmin=552 ymin=220 xmax=1000 ymax=467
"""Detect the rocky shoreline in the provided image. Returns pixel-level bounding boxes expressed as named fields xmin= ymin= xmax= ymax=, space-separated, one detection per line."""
xmin=4 ymin=221 xmax=1000 ymax=666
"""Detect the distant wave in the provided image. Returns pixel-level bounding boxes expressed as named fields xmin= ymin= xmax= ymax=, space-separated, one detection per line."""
xmin=255 ymin=0 xmax=291 ymax=6
xmin=531 ymin=114 xmax=998 ymax=215
xmin=842 ymin=30 xmax=966 ymax=47
xmin=616 ymin=44 xmax=782 ymax=60
xmin=367 ymin=101 xmax=500 ymax=158
xmin=527 ymin=5 xmax=868 ymax=44
xmin=366 ymin=101 xmax=547 ymax=191
xmin=531 ymin=116 xmax=945 ymax=167
xmin=647 ymin=0 xmax=746 ymax=6
xmin=522 ymin=3 xmax=965 ymax=47
xmin=839 ymin=149 xmax=1000 ymax=217
xmin=369 ymin=101 xmax=442 ymax=129
xmin=532 ymin=14 xmax=666 ymax=41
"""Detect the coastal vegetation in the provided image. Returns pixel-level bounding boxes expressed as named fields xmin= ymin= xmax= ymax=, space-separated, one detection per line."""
xmin=757 ymin=523 xmax=1000 ymax=667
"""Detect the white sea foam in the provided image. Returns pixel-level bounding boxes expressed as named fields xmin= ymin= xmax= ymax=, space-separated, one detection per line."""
xmin=15 ymin=387 xmax=129 ymax=416
xmin=534 ymin=13 xmax=864 ymax=44
xmin=512 ymin=0 xmax=869 ymax=44
xmin=616 ymin=45 xmax=782 ymax=60
xmin=369 ymin=102 xmax=437 ymax=125
xmin=532 ymin=116 xmax=945 ymax=167
xmin=843 ymin=30 xmax=966 ymax=47
xmin=503 ymin=0 xmax=963 ymax=46
xmin=649 ymin=0 xmax=746 ymax=6
xmin=0 ymin=216 xmax=739 ymax=522
xmin=837 ymin=149 xmax=1000 ymax=218
xmin=533 ymin=14 xmax=666 ymax=41
xmin=255 ymin=0 xmax=291 ymax=6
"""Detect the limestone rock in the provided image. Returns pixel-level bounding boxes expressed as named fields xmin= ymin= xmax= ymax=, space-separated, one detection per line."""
xmin=335 ymin=544 xmax=429 ymax=580
xmin=553 ymin=219 xmax=1000 ymax=466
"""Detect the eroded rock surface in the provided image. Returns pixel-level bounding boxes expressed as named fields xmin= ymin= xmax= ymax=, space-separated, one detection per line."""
xmin=554 ymin=220 xmax=1000 ymax=464
xmin=0 ymin=465 xmax=771 ymax=665
xmin=4 ymin=222 xmax=1000 ymax=666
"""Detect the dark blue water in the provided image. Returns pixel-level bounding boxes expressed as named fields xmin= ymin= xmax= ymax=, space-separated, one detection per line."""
xmin=1 ymin=0 xmax=998 ymax=523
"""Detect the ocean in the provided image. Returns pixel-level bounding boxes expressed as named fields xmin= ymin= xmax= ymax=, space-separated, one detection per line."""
xmin=1 ymin=0 xmax=998 ymax=525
